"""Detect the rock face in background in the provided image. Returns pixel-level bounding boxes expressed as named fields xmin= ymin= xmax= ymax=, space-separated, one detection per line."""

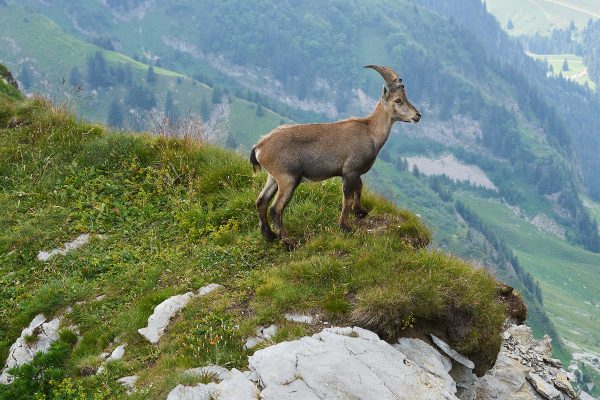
xmin=168 ymin=324 xmax=593 ymax=400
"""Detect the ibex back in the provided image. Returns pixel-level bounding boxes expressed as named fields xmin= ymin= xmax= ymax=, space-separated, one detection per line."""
xmin=250 ymin=65 xmax=421 ymax=248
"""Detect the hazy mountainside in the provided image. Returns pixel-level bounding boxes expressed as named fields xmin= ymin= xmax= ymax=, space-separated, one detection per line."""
xmin=3 ymin=0 xmax=600 ymax=392
xmin=0 ymin=4 xmax=291 ymax=148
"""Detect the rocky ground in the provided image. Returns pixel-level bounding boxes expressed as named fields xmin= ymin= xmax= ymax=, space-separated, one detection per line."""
xmin=2 ymin=300 xmax=592 ymax=399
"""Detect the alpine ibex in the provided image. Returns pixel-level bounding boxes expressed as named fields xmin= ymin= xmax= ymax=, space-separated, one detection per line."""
xmin=250 ymin=65 xmax=421 ymax=246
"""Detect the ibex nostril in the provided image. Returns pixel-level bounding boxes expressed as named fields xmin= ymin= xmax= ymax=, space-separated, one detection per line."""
xmin=416 ymin=112 xmax=422 ymax=117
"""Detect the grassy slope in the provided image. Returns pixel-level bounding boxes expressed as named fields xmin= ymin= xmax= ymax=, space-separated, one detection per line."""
xmin=0 ymin=5 xmax=289 ymax=143
xmin=0 ymin=92 xmax=509 ymax=398
xmin=457 ymin=193 xmax=600 ymax=358
xmin=486 ymin=0 xmax=600 ymax=35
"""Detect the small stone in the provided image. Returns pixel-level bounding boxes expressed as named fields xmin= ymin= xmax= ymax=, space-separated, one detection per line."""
xmin=526 ymin=372 xmax=562 ymax=400
xmin=117 ymin=375 xmax=138 ymax=395
xmin=37 ymin=234 xmax=90 ymax=261
xmin=138 ymin=284 xmax=221 ymax=344
xmin=259 ymin=324 xmax=277 ymax=340
xmin=430 ymin=334 xmax=475 ymax=369
xmin=553 ymin=371 xmax=577 ymax=399
xmin=197 ymin=283 xmax=222 ymax=296
xmin=284 ymin=313 xmax=314 ymax=324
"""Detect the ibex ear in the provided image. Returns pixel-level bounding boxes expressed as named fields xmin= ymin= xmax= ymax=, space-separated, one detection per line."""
xmin=381 ymin=86 xmax=389 ymax=102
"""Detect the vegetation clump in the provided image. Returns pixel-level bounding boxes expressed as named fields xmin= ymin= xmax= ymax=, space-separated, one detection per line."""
xmin=0 ymin=85 xmax=508 ymax=398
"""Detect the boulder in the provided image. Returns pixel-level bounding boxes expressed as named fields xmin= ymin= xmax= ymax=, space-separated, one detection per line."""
xmin=249 ymin=326 xmax=458 ymax=400
xmin=0 ymin=314 xmax=62 ymax=384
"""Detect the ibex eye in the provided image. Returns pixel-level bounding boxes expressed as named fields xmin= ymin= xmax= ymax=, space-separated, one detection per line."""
xmin=395 ymin=99 xmax=403 ymax=104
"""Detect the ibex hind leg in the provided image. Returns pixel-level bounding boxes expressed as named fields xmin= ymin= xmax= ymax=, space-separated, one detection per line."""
xmin=256 ymin=174 xmax=278 ymax=241
xmin=353 ymin=176 xmax=370 ymax=219
xmin=269 ymin=174 xmax=300 ymax=249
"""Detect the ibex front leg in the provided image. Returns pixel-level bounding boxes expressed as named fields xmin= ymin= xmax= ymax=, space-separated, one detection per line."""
xmin=340 ymin=175 xmax=360 ymax=232
xmin=352 ymin=176 xmax=370 ymax=219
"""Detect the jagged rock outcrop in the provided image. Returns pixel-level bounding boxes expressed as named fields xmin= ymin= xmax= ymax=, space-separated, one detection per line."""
xmin=474 ymin=324 xmax=581 ymax=400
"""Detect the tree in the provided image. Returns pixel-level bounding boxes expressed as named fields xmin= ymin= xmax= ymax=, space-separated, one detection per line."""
xmin=164 ymin=91 xmax=176 ymax=120
xmin=200 ymin=96 xmax=210 ymax=121
xmin=146 ymin=66 xmax=157 ymax=84
xmin=107 ymin=98 xmax=124 ymax=127
xmin=255 ymin=104 xmax=265 ymax=117
xmin=212 ymin=85 xmax=222 ymax=104
xmin=69 ymin=67 xmax=83 ymax=87
xmin=126 ymin=84 xmax=156 ymax=110
xmin=19 ymin=64 xmax=32 ymax=90
xmin=507 ymin=20 xmax=514 ymax=30
xmin=86 ymin=51 xmax=109 ymax=88
xmin=562 ymin=59 xmax=569 ymax=71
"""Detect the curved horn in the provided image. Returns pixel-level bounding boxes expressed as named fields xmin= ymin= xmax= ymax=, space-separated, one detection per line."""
xmin=364 ymin=65 xmax=403 ymax=92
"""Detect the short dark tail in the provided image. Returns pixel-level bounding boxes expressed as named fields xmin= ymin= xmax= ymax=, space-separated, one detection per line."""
xmin=250 ymin=147 xmax=262 ymax=174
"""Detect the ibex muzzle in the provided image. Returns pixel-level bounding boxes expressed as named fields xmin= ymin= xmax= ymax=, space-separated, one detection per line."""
xmin=250 ymin=65 xmax=420 ymax=247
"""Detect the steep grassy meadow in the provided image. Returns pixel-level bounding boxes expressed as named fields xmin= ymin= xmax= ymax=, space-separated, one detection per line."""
xmin=0 ymin=79 xmax=514 ymax=398
xmin=486 ymin=0 xmax=600 ymax=35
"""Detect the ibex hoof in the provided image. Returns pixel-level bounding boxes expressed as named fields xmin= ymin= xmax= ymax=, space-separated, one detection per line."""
xmin=262 ymin=230 xmax=278 ymax=242
xmin=281 ymin=237 xmax=298 ymax=251
xmin=354 ymin=208 xmax=370 ymax=219
xmin=340 ymin=223 xmax=353 ymax=233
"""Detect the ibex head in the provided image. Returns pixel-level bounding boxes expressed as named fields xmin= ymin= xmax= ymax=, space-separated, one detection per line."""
xmin=365 ymin=65 xmax=421 ymax=123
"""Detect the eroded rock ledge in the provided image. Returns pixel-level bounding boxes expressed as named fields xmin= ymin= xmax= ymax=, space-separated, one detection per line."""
xmin=167 ymin=324 xmax=592 ymax=400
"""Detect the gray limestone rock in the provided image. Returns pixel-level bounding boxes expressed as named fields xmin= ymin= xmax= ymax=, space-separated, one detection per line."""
xmin=527 ymin=372 xmax=562 ymax=400
xmin=0 ymin=314 xmax=62 ymax=384
xmin=394 ymin=337 xmax=456 ymax=393
xmin=430 ymin=334 xmax=475 ymax=369
xmin=167 ymin=369 xmax=259 ymax=400
xmin=250 ymin=326 xmax=459 ymax=400
xmin=37 ymin=234 xmax=90 ymax=261
xmin=138 ymin=284 xmax=222 ymax=344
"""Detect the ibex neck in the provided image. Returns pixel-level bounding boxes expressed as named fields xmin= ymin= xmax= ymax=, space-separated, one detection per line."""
xmin=368 ymin=101 xmax=394 ymax=150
